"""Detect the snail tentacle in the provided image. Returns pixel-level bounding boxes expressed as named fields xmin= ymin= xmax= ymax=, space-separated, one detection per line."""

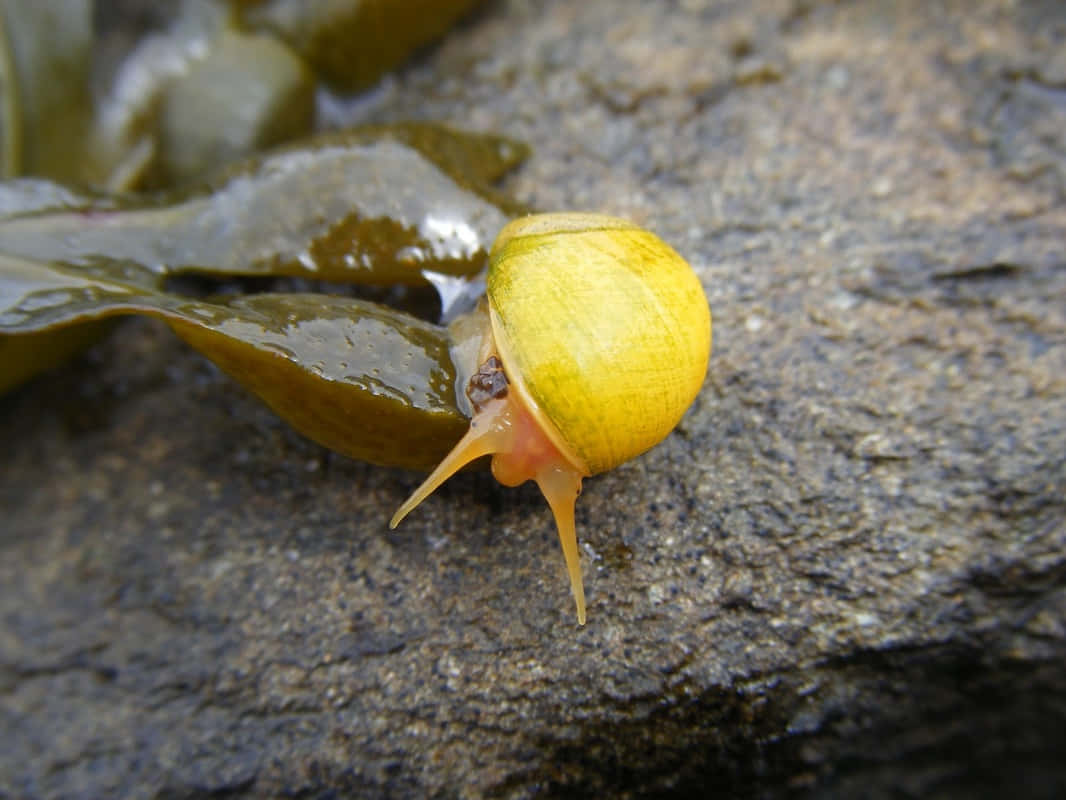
xmin=388 ymin=399 xmax=511 ymax=530
xmin=534 ymin=465 xmax=586 ymax=625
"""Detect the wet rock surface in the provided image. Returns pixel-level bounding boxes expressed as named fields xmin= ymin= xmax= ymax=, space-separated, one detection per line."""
xmin=3 ymin=1 xmax=1065 ymax=797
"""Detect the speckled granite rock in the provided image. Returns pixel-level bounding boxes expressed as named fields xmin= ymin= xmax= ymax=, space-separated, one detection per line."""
xmin=3 ymin=1 xmax=1065 ymax=798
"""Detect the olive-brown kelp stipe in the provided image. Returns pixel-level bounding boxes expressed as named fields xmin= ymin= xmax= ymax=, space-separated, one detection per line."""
xmin=392 ymin=213 xmax=712 ymax=624
xmin=0 ymin=125 xmax=521 ymax=290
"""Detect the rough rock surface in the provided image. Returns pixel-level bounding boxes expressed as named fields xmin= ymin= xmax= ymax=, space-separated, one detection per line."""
xmin=3 ymin=1 xmax=1065 ymax=797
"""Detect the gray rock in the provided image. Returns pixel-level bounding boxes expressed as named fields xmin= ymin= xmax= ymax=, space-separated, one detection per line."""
xmin=2 ymin=0 xmax=1065 ymax=797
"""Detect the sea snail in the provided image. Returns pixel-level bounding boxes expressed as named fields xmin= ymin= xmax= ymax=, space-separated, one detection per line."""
xmin=390 ymin=213 xmax=712 ymax=624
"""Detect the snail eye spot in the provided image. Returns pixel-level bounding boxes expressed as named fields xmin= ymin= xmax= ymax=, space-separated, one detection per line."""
xmin=466 ymin=355 xmax=510 ymax=410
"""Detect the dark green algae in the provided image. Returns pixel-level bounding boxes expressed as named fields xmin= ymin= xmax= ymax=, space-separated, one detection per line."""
xmin=1 ymin=1 xmax=493 ymax=187
xmin=0 ymin=125 xmax=528 ymax=470
xmin=237 ymin=0 xmax=488 ymax=93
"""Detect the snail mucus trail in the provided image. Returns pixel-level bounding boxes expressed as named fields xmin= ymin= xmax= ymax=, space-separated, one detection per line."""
xmin=390 ymin=213 xmax=712 ymax=626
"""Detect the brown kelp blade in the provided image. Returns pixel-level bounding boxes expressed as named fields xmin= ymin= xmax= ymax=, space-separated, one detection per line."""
xmin=0 ymin=252 xmax=466 ymax=470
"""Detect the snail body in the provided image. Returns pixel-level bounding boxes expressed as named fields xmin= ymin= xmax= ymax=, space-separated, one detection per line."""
xmin=391 ymin=213 xmax=712 ymax=625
